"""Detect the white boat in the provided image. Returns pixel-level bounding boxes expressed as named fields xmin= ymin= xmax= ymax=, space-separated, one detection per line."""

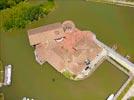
xmin=107 ymin=94 xmax=114 ymax=100
xmin=22 ymin=97 xmax=34 ymax=100
xmin=22 ymin=97 xmax=27 ymax=100
xmin=4 ymin=65 xmax=12 ymax=85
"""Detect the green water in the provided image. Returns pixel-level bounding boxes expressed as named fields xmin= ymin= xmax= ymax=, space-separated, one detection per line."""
xmin=0 ymin=0 xmax=133 ymax=100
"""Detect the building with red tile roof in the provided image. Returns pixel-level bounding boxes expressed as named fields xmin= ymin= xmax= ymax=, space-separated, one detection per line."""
xmin=28 ymin=20 xmax=106 ymax=80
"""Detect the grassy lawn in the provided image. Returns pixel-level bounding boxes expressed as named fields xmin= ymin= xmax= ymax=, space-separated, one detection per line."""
xmin=86 ymin=60 xmax=128 ymax=100
xmin=130 ymin=96 xmax=134 ymax=100
xmin=0 ymin=93 xmax=4 ymax=100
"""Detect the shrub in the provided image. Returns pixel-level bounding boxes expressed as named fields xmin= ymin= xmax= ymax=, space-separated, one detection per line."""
xmin=62 ymin=70 xmax=75 ymax=79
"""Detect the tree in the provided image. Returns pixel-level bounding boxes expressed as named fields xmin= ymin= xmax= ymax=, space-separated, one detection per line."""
xmin=0 ymin=0 xmax=6 ymax=10
xmin=1 ymin=1 xmax=55 ymax=31
xmin=0 ymin=0 xmax=25 ymax=10
xmin=40 ymin=1 xmax=55 ymax=15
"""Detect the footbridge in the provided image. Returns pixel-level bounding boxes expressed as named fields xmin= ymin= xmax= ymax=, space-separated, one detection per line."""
xmin=95 ymin=39 xmax=134 ymax=74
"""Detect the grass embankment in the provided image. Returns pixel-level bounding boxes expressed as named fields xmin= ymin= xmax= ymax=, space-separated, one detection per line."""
xmin=0 ymin=61 xmax=4 ymax=100
xmin=0 ymin=93 xmax=4 ymax=100
xmin=130 ymin=96 xmax=134 ymax=100
xmin=117 ymin=78 xmax=134 ymax=100
xmin=0 ymin=61 xmax=4 ymax=85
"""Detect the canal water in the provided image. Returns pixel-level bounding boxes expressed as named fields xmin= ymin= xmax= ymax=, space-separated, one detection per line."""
xmin=0 ymin=0 xmax=133 ymax=100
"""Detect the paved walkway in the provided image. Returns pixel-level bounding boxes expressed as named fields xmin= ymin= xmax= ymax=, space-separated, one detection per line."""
xmin=122 ymin=83 xmax=134 ymax=100
xmin=95 ymin=39 xmax=134 ymax=75
xmin=107 ymin=57 xmax=130 ymax=76
xmin=113 ymin=76 xmax=133 ymax=100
